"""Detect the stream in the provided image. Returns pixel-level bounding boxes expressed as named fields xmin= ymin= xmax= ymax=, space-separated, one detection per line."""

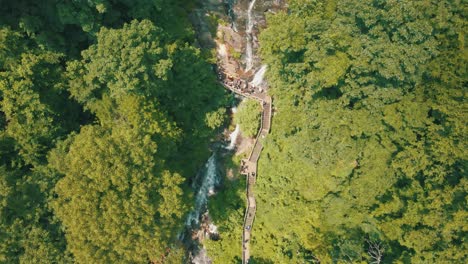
xmin=184 ymin=1 xmax=285 ymax=263
xmin=185 ymin=154 xmax=220 ymax=227
xmin=245 ymin=0 xmax=257 ymax=72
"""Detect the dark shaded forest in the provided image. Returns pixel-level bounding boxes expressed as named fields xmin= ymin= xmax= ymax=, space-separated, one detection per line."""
xmin=0 ymin=0 xmax=227 ymax=263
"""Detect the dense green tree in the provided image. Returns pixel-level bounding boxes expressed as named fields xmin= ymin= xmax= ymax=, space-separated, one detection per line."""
xmin=1 ymin=1 xmax=225 ymax=261
xmin=234 ymin=99 xmax=261 ymax=138
xmin=66 ymin=19 xmax=224 ymax=174
xmin=0 ymin=165 xmax=72 ymax=263
xmin=0 ymin=126 xmax=71 ymax=263
xmin=205 ymin=107 xmax=227 ymax=130
xmin=205 ymin=163 xmax=245 ymax=264
xmin=47 ymin=19 xmax=224 ymax=262
xmin=0 ymin=28 xmax=81 ymax=166
xmin=0 ymin=0 xmax=194 ymax=56
xmin=0 ymin=27 xmax=80 ymax=263
xmin=250 ymin=0 xmax=467 ymax=262
xmin=50 ymin=125 xmax=185 ymax=263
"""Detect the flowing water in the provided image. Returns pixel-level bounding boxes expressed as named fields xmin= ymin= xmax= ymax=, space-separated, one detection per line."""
xmin=245 ymin=0 xmax=257 ymax=72
xmin=181 ymin=152 xmax=221 ymax=264
xmin=186 ymin=0 xmax=284 ymax=262
xmin=185 ymin=154 xmax=220 ymax=227
xmin=227 ymin=124 xmax=240 ymax=150
xmin=217 ymin=43 xmax=227 ymax=58
xmin=250 ymin=64 xmax=267 ymax=87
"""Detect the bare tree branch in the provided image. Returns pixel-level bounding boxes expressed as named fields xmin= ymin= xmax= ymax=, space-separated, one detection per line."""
xmin=366 ymin=239 xmax=384 ymax=264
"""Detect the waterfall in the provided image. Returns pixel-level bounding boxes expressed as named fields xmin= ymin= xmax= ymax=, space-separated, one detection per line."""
xmin=250 ymin=64 xmax=267 ymax=87
xmin=208 ymin=223 xmax=218 ymax=234
xmin=245 ymin=42 xmax=253 ymax=72
xmin=180 ymin=153 xmax=220 ymax=264
xmin=246 ymin=0 xmax=257 ymax=34
xmin=185 ymin=154 xmax=219 ymax=226
xmin=245 ymin=0 xmax=257 ymax=72
xmin=226 ymin=124 xmax=240 ymax=150
xmin=217 ymin=43 xmax=227 ymax=58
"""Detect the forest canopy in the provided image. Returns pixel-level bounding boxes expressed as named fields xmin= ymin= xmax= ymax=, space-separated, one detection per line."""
xmin=1 ymin=0 xmax=466 ymax=263
xmin=251 ymin=0 xmax=467 ymax=263
xmin=234 ymin=99 xmax=261 ymax=138
xmin=0 ymin=0 xmax=225 ymax=262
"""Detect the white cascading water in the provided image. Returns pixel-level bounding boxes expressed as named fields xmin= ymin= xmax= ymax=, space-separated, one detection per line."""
xmin=227 ymin=124 xmax=240 ymax=150
xmin=250 ymin=64 xmax=267 ymax=87
xmin=245 ymin=0 xmax=257 ymax=72
xmin=217 ymin=43 xmax=228 ymax=58
xmin=185 ymin=154 xmax=219 ymax=226
xmin=192 ymin=247 xmax=211 ymax=264
xmin=208 ymin=223 xmax=218 ymax=234
xmin=245 ymin=43 xmax=253 ymax=72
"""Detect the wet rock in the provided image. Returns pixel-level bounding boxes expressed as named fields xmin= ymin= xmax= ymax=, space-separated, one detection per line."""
xmin=216 ymin=25 xmax=243 ymax=77
xmin=191 ymin=247 xmax=212 ymax=264
xmin=189 ymin=10 xmax=216 ymax=49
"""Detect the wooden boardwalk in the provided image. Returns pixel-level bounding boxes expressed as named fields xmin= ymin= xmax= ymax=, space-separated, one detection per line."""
xmin=219 ymin=70 xmax=272 ymax=264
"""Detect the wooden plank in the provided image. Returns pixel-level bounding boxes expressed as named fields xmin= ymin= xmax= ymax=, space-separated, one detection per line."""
xmin=218 ymin=75 xmax=272 ymax=264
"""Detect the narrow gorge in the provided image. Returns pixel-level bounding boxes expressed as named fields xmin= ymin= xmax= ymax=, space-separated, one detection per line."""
xmin=186 ymin=1 xmax=285 ymax=263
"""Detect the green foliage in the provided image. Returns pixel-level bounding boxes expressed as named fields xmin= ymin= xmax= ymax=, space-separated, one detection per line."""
xmin=3 ymin=0 xmax=465 ymax=262
xmin=49 ymin=19 xmax=223 ymax=262
xmin=0 ymin=28 xmax=81 ymax=166
xmin=0 ymin=28 xmax=78 ymax=262
xmin=205 ymin=107 xmax=227 ymax=130
xmin=204 ymin=154 xmax=245 ymax=263
xmin=234 ymin=99 xmax=261 ymax=138
xmin=229 ymin=46 xmax=242 ymax=60
xmin=50 ymin=125 xmax=186 ymax=263
xmin=162 ymin=247 xmax=187 ymax=263
xmin=0 ymin=1 xmax=225 ymax=263
xmin=0 ymin=146 xmax=71 ymax=263
xmin=0 ymin=0 xmax=194 ymax=56
xmin=206 ymin=13 xmax=221 ymax=36
xmin=66 ymin=19 xmax=224 ymax=175
xmin=249 ymin=0 xmax=468 ymax=263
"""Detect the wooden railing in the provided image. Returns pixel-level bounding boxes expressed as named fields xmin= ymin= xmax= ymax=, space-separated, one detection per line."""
xmin=218 ymin=71 xmax=273 ymax=264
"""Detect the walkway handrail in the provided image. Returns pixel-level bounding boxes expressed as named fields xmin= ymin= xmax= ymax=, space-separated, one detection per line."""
xmin=264 ymin=100 xmax=272 ymax=133
xmin=221 ymin=83 xmax=263 ymax=103
xmin=219 ymin=73 xmax=272 ymax=264
xmin=242 ymin=175 xmax=249 ymax=263
xmin=247 ymin=101 xmax=266 ymax=162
